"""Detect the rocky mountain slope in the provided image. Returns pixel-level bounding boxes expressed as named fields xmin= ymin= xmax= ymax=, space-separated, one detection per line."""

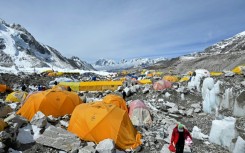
xmin=0 ymin=19 xmax=95 ymax=71
xmin=93 ymin=57 xmax=166 ymax=71
xmin=148 ymin=31 xmax=245 ymax=74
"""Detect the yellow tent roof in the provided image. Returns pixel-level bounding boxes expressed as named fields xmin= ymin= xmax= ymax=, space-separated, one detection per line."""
xmin=17 ymin=89 xmax=82 ymax=120
xmin=68 ymin=102 xmax=141 ymax=150
xmin=163 ymin=75 xmax=179 ymax=82
xmin=79 ymin=81 xmax=123 ymax=91
xmin=59 ymin=82 xmax=80 ymax=91
xmin=232 ymin=66 xmax=245 ymax=75
xmin=138 ymin=79 xmax=152 ymax=84
xmin=179 ymin=76 xmax=190 ymax=82
xmin=210 ymin=72 xmax=223 ymax=77
xmin=5 ymin=91 xmax=28 ymax=103
xmin=103 ymin=94 xmax=128 ymax=113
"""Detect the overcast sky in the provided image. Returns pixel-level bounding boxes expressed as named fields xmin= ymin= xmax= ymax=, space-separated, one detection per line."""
xmin=1 ymin=0 xmax=245 ymax=62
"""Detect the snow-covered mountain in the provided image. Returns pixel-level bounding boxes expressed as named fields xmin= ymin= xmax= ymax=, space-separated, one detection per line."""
xmin=0 ymin=19 xmax=95 ymax=72
xmin=204 ymin=31 xmax=245 ymax=53
xmin=149 ymin=31 xmax=245 ymax=73
xmin=93 ymin=57 xmax=167 ymax=70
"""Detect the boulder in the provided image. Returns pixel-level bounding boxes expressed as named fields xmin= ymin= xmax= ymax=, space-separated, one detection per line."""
xmin=36 ymin=126 xmax=80 ymax=152
xmin=0 ymin=103 xmax=12 ymax=118
xmin=78 ymin=146 xmax=95 ymax=153
xmin=95 ymin=139 xmax=115 ymax=153
xmin=191 ymin=126 xmax=208 ymax=140
xmin=123 ymin=87 xmax=131 ymax=97
xmin=30 ymin=111 xmax=47 ymax=128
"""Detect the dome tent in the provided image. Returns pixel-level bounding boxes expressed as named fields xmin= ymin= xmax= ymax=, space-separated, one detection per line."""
xmin=103 ymin=94 xmax=128 ymax=113
xmin=68 ymin=102 xmax=141 ymax=150
xmin=129 ymin=100 xmax=152 ymax=126
xmin=153 ymin=80 xmax=172 ymax=90
xmin=17 ymin=89 xmax=82 ymax=120
xmin=5 ymin=91 xmax=28 ymax=103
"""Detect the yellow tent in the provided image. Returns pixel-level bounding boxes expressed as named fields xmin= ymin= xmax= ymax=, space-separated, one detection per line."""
xmin=138 ymin=79 xmax=152 ymax=84
xmin=103 ymin=94 xmax=128 ymax=113
xmin=5 ymin=91 xmax=28 ymax=102
xmin=17 ymin=89 xmax=82 ymax=120
xmin=79 ymin=81 xmax=123 ymax=91
xmin=147 ymin=73 xmax=153 ymax=77
xmin=210 ymin=72 xmax=223 ymax=77
xmin=58 ymin=82 xmax=80 ymax=91
xmin=0 ymin=119 xmax=7 ymax=131
xmin=163 ymin=75 xmax=179 ymax=82
xmin=232 ymin=66 xmax=245 ymax=75
xmin=68 ymin=102 xmax=141 ymax=150
xmin=179 ymin=76 xmax=190 ymax=82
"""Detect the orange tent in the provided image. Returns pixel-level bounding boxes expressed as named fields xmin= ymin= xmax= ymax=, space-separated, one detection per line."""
xmin=17 ymin=89 xmax=82 ymax=120
xmin=103 ymin=94 xmax=128 ymax=113
xmin=68 ymin=102 xmax=141 ymax=150
xmin=0 ymin=84 xmax=12 ymax=92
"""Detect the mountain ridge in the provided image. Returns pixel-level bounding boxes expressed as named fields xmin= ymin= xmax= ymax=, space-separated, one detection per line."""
xmin=0 ymin=19 xmax=95 ymax=72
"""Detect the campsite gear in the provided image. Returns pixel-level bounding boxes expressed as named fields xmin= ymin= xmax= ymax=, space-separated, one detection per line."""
xmin=17 ymin=89 xmax=82 ymax=120
xmin=138 ymin=79 xmax=152 ymax=84
xmin=68 ymin=102 xmax=141 ymax=150
xmin=179 ymin=76 xmax=190 ymax=82
xmin=232 ymin=65 xmax=245 ymax=75
xmin=210 ymin=72 xmax=223 ymax=77
xmin=0 ymin=84 xmax=13 ymax=92
xmin=5 ymin=91 xmax=28 ymax=103
xmin=103 ymin=94 xmax=128 ymax=113
xmin=168 ymin=143 xmax=176 ymax=152
xmin=163 ymin=75 xmax=179 ymax=82
xmin=129 ymin=100 xmax=152 ymax=126
xmin=153 ymin=80 xmax=172 ymax=90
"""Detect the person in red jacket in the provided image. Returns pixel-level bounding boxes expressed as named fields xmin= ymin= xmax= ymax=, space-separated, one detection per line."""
xmin=170 ymin=123 xmax=192 ymax=153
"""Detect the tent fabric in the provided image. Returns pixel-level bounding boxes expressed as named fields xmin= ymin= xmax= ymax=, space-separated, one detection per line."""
xmin=17 ymin=89 xmax=82 ymax=120
xmin=138 ymin=79 xmax=152 ymax=84
xmin=153 ymin=80 xmax=172 ymax=90
xmin=232 ymin=66 xmax=245 ymax=75
xmin=210 ymin=72 xmax=223 ymax=77
xmin=0 ymin=84 xmax=7 ymax=92
xmin=5 ymin=91 xmax=28 ymax=103
xmin=79 ymin=81 xmax=123 ymax=91
xmin=129 ymin=100 xmax=152 ymax=126
xmin=0 ymin=84 xmax=12 ymax=92
xmin=179 ymin=76 xmax=190 ymax=82
xmin=59 ymin=82 xmax=80 ymax=91
xmin=68 ymin=102 xmax=141 ymax=150
xmin=0 ymin=119 xmax=7 ymax=132
xmin=103 ymin=94 xmax=128 ymax=113
xmin=163 ymin=75 xmax=179 ymax=82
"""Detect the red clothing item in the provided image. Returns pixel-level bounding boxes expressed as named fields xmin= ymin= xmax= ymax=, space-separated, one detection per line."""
xmin=171 ymin=125 xmax=192 ymax=145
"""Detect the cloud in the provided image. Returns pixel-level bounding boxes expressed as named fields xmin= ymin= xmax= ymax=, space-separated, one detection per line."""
xmin=0 ymin=0 xmax=245 ymax=62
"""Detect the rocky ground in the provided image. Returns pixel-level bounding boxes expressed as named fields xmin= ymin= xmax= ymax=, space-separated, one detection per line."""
xmin=0 ymin=72 xmax=245 ymax=153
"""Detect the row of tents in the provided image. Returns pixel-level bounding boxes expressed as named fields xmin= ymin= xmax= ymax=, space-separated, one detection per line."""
xmin=2 ymin=88 xmax=153 ymax=150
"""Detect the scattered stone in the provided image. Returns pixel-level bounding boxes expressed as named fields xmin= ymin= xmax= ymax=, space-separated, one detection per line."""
xmin=0 ymin=142 xmax=5 ymax=149
xmin=186 ymin=108 xmax=194 ymax=116
xmin=60 ymin=120 xmax=69 ymax=128
xmin=224 ymin=71 xmax=235 ymax=77
xmin=36 ymin=126 xmax=80 ymax=152
xmin=30 ymin=111 xmax=47 ymax=128
xmin=194 ymin=108 xmax=201 ymax=113
xmin=87 ymin=142 xmax=96 ymax=147
xmin=143 ymin=87 xmax=149 ymax=94
xmin=0 ymin=103 xmax=12 ymax=118
xmin=78 ymin=146 xmax=95 ymax=153
xmin=47 ymin=115 xmax=57 ymax=123
xmin=191 ymin=126 xmax=209 ymax=140
xmin=123 ymin=87 xmax=131 ymax=97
